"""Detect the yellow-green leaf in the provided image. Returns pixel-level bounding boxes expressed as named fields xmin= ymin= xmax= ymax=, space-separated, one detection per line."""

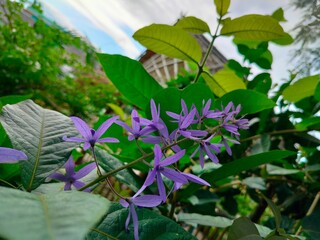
xmin=133 ymin=24 xmax=202 ymax=63
xmin=175 ymin=16 xmax=211 ymax=34
xmin=214 ymin=0 xmax=231 ymax=17
xmin=282 ymin=74 xmax=320 ymax=102
xmin=220 ymin=14 xmax=286 ymax=41
xmin=202 ymin=67 xmax=246 ymax=97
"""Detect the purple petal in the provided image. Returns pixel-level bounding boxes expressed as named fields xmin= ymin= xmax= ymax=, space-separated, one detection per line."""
xmin=139 ymin=118 xmax=153 ymax=126
xmin=166 ymin=111 xmax=180 ymax=120
xmin=0 ymin=147 xmax=27 ymax=163
xmin=153 ymin=145 xmax=162 ymax=166
xmin=49 ymin=172 xmax=68 ymax=182
xmin=70 ymin=117 xmax=92 ymax=140
xmin=181 ymin=173 xmax=210 ymax=186
xmin=187 ymin=129 xmax=208 ymax=137
xmin=202 ymin=99 xmax=211 ymax=115
xmin=143 ymin=169 xmax=157 ymax=188
xmin=180 ymin=108 xmax=196 ymax=129
xmin=73 ymin=180 xmax=86 ymax=189
xmin=181 ymin=99 xmax=188 ymax=115
xmin=120 ymin=198 xmax=129 ymax=208
xmin=73 ymin=162 xmax=96 ymax=179
xmin=204 ymin=145 xmax=219 ymax=164
xmin=65 ymin=157 xmax=75 ymax=176
xmin=150 ymin=99 xmax=159 ymax=121
xmin=199 ymin=148 xmax=205 ymax=168
xmin=64 ymin=182 xmax=72 ymax=191
xmin=222 ymin=138 xmax=232 ymax=156
xmin=161 ymin=168 xmax=188 ymax=184
xmin=83 ymin=142 xmax=91 ymax=151
xmin=141 ymin=136 xmax=161 ymax=144
xmin=130 ymin=205 xmax=139 ymax=240
xmin=131 ymin=110 xmax=140 ymax=132
xmin=156 ymin=172 xmax=167 ymax=202
xmin=62 ymin=136 xmax=85 ymax=143
xmin=190 ymin=146 xmax=200 ymax=159
xmin=160 ymin=149 xmax=185 ymax=167
xmin=94 ymin=116 xmax=119 ymax=140
xmin=132 ymin=195 xmax=162 ymax=207
xmin=115 ymin=120 xmax=132 ymax=132
xmin=96 ymin=137 xmax=120 ymax=143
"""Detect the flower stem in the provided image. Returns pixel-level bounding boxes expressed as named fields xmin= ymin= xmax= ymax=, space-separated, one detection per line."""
xmin=91 ymin=147 xmax=102 ymax=177
xmin=193 ymin=15 xmax=222 ymax=83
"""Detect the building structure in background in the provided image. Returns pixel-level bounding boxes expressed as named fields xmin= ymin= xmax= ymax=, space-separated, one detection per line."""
xmin=139 ymin=34 xmax=227 ymax=86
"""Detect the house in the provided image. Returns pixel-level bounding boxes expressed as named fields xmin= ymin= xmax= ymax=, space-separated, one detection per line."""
xmin=138 ymin=34 xmax=227 ymax=86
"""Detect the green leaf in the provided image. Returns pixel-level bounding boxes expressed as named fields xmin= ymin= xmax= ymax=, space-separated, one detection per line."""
xmin=260 ymin=194 xmax=282 ymax=230
xmin=243 ymin=177 xmax=266 ymax=190
xmin=175 ymin=16 xmax=211 ymax=34
xmin=0 ymin=187 xmax=110 ymax=240
xmin=95 ymin=147 xmax=142 ymax=192
xmin=266 ymin=164 xmax=300 ymax=175
xmin=315 ymin=81 xmax=320 ymax=101
xmin=302 ymin=212 xmax=320 ymax=239
xmin=88 ymin=203 xmax=196 ymax=240
xmin=214 ymin=0 xmax=231 ymax=16
xmin=215 ymin=89 xmax=276 ymax=115
xmin=178 ymin=213 xmax=233 ymax=228
xmin=133 ymin=24 xmax=202 ymax=63
xmin=282 ymin=74 xmax=320 ymax=102
xmin=295 ymin=117 xmax=320 ymax=130
xmin=220 ymin=14 xmax=286 ymax=41
xmin=202 ymin=67 xmax=246 ymax=97
xmin=0 ymin=94 xmax=32 ymax=107
xmin=248 ymin=73 xmax=272 ymax=94
xmin=97 ymin=54 xmax=162 ymax=109
xmin=227 ymin=217 xmax=262 ymax=240
xmin=0 ymin=100 xmax=78 ymax=191
xmin=271 ymin=33 xmax=294 ymax=45
xmin=271 ymin=8 xmax=286 ymax=22
xmin=181 ymin=151 xmax=295 ymax=198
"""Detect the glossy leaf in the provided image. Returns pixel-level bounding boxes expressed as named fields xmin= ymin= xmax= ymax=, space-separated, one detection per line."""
xmin=215 ymin=89 xmax=276 ymax=115
xmin=295 ymin=117 xmax=320 ymax=131
xmin=248 ymin=73 xmax=272 ymax=94
xmin=0 ymin=100 xmax=78 ymax=191
xmin=87 ymin=203 xmax=196 ymax=240
xmin=214 ymin=0 xmax=231 ymax=17
xmin=315 ymin=82 xmax=320 ymax=101
xmin=271 ymin=8 xmax=286 ymax=22
xmin=227 ymin=217 xmax=262 ymax=240
xmin=260 ymin=194 xmax=282 ymax=230
xmin=95 ymin=147 xmax=142 ymax=192
xmin=178 ymin=213 xmax=233 ymax=228
xmin=181 ymin=151 xmax=295 ymax=198
xmin=97 ymin=54 xmax=163 ymax=109
xmin=175 ymin=16 xmax=211 ymax=34
xmin=243 ymin=177 xmax=266 ymax=190
xmin=266 ymin=164 xmax=300 ymax=175
xmin=220 ymin=14 xmax=286 ymax=41
xmin=271 ymin=32 xmax=294 ymax=45
xmin=133 ymin=24 xmax=202 ymax=63
xmin=282 ymin=74 xmax=320 ymax=102
xmin=202 ymin=67 xmax=246 ymax=97
xmin=0 ymin=187 xmax=110 ymax=240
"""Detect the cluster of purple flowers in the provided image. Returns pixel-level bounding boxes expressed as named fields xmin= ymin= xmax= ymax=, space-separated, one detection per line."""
xmin=47 ymin=98 xmax=248 ymax=240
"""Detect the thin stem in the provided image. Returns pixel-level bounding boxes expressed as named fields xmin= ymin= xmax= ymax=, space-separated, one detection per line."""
xmin=91 ymin=228 xmax=118 ymax=240
xmin=106 ymin=177 xmax=124 ymax=200
xmin=193 ymin=15 xmax=222 ymax=83
xmin=0 ymin=178 xmax=18 ymax=189
xmin=168 ymin=191 xmax=177 ymax=219
xmin=91 ymin=147 xmax=102 ymax=176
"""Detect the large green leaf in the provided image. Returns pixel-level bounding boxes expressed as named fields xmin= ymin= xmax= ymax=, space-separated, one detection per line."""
xmin=178 ymin=213 xmax=233 ymax=228
xmin=302 ymin=212 xmax=320 ymax=239
xmin=0 ymin=187 xmax=110 ymax=240
xmin=97 ymin=54 xmax=162 ymax=109
xmin=133 ymin=24 xmax=202 ymax=63
xmin=220 ymin=14 xmax=286 ymax=41
xmin=180 ymin=150 xmax=295 ymax=198
xmin=175 ymin=16 xmax=211 ymax=34
xmin=227 ymin=217 xmax=262 ymax=240
xmin=95 ymin=147 xmax=142 ymax=192
xmin=0 ymin=100 xmax=78 ymax=191
xmin=260 ymin=194 xmax=282 ymax=230
xmin=202 ymin=67 xmax=246 ymax=97
xmin=214 ymin=0 xmax=231 ymax=16
xmin=87 ymin=203 xmax=196 ymax=240
xmin=214 ymin=89 xmax=276 ymax=115
xmin=282 ymin=74 xmax=320 ymax=102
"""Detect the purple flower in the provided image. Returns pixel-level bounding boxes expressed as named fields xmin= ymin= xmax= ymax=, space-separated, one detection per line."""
xmin=49 ymin=156 xmax=96 ymax=192
xmin=138 ymin=99 xmax=165 ymax=132
xmin=197 ymin=99 xmax=223 ymax=122
xmin=0 ymin=147 xmax=27 ymax=163
xmin=63 ymin=116 xmax=119 ymax=150
xmin=116 ymin=109 xmax=154 ymax=141
xmin=191 ymin=135 xmax=223 ymax=168
xmin=138 ymin=145 xmax=188 ymax=202
xmin=221 ymin=136 xmax=239 ymax=156
xmin=120 ymin=194 xmax=162 ymax=240
xmin=174 ymin=172 xmax=210 ymax=191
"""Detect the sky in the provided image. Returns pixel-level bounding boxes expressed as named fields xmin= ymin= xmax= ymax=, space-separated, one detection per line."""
xmin=39 ymin=0 xmax=303 ymax=84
